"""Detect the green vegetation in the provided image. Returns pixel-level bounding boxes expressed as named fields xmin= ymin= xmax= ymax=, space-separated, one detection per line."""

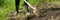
xmin=0 ymin=0 xmax=15 ymax=20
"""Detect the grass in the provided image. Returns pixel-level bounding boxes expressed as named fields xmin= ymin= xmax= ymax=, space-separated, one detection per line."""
xmin=0 ymin=0 xmax=15 ymax=20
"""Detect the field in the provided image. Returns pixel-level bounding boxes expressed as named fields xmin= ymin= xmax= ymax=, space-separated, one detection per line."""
xmin=0 ymin=0 xmax=60 ymax=20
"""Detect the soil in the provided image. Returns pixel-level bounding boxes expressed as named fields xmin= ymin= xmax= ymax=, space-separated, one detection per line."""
xmin=26 ymin=8 xmax=60 ymax=20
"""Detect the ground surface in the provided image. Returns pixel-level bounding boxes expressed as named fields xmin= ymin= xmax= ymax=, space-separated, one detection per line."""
xmin=26 ymin=8 xmax=60 ymax=20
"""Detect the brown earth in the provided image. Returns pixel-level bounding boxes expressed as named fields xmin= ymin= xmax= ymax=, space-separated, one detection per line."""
xmin=26 ymin=8 xmax=60 ymax=20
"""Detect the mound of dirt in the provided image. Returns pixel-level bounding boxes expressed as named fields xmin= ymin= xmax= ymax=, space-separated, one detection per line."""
xmin=26 ymin=8 xmax=60 ymax=20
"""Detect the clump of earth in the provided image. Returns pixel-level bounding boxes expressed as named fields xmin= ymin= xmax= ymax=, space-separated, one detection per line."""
xmin=26 ymin=8 xmax=60 ymax=20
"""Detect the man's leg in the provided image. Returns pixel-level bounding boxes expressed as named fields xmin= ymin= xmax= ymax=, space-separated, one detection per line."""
xmin=15 ymin=0 xmax=20 ymax=14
